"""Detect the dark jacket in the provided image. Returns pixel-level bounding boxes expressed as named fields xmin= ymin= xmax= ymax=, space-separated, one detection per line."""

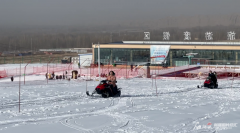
xmin=209 ymin=73 xmax=216 ymax=81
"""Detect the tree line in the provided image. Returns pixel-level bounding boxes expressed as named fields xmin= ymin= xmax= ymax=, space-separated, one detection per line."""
xmin=1 ymin=25 xmax=240 ymax=52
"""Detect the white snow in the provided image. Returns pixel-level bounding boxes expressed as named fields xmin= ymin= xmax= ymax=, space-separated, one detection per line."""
xmin=0 ymin=64 xmax=240 ymax=133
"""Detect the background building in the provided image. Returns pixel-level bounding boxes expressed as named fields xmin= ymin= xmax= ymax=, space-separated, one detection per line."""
xmin=92 ymin=41 xmax=240 ymax=66
xmin=40 ymin=48 xmax=92 ymax=54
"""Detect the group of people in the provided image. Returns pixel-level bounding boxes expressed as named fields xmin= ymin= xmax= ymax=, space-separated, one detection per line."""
xmin=56 ymin=75 xmax=66 ymax=80
xmin=45 ymin=72 xmax=55 ymax=80
xmin=45 ymin=71 xmax=67 ymax=80
xmin=209 ymin=70 xmax=217 ymax=87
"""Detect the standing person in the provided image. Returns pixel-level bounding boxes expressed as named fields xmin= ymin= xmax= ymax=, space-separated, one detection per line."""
xmin=131 ymin=64 xmax=133 ymax=72
xmin=11 ymin=76 xmax=14 ymax=82
xmin=51 ymin=72 xmax=55 ymax=79
xmin=63 ymin=73 xmax=65 ymax=79
xmin=107 ymin=71 xmax=117 ymax=95
xmin=65 ymin=71 xmax=68 ymax=79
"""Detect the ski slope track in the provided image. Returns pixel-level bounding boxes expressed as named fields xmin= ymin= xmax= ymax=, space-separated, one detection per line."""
xmin=0 ymin=73 xmax=240 ymax=132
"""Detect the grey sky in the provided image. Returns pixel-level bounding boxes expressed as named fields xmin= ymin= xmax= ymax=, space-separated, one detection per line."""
xmin=0 ymin=0 xmax=240 ymax=27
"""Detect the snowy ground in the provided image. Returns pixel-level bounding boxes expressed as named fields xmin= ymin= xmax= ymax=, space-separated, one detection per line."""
xmin=0 ymin=69 xmax=240 ymax=132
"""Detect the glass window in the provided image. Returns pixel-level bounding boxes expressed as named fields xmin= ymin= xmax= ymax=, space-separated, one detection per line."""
xmin=94 ymin=48 xmax=240 ymax=66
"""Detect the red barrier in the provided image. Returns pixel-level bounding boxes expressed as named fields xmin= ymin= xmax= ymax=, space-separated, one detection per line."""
xmin=0 ymin=70 xmax=7 ymax=78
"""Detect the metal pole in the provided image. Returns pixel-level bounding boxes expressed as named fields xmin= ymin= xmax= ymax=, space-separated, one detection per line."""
xmin=174 ymin=66 xmax=176 ymax=79
xmin=152 ymin=75 xmax=153 ymax=89
xmin=86 ymin=80 xmax=87 ymax=92
xmin=188 ymin=64 xmax=191 ymax=80
xmin=189 ymin=57 xmax=190 ymax=65
xmin=24 ymin=61 xmax=31 ymax=85
xmin=231 ymin=67 xmax=235 ymax=89
xmin=155 ymin=75 xmax=157 ymax=96
xmin=126 ymin=51 xmax=127 ymax=79
xmin=90 ymin=59 xmax=91 ymax=80
xmin=24 ymin=67 xmax=26 ymax=84
xmin=47 ymin=63 xmax=48 ymax=84
xmin=98 ymin=43 xmax=101 ymax=81
xmin=19 ymin=63 xmax=21 ymax=113
xmin=126 ymin=61 xmax=127 ymax=79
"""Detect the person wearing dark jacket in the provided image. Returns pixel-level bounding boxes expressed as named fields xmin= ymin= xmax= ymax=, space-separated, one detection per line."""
xmin=213 ymin=71 xmax=218 ymax=87
xmin=209 ymin=70 xmax=217 ymax=87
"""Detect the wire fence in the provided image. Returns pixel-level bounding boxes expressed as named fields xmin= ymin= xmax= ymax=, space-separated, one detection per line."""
xmin=1 ymin=59 xmax=240 ymax=81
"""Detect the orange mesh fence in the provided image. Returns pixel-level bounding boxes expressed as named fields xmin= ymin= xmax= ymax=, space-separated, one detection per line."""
xmin=0 ymin=70 xmax=7 ymax=78
xmin=1 ymin=64 xmax=75 ymax=78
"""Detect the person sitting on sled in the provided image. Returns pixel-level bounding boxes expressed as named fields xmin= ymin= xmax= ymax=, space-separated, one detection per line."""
xmin=208 ymin=70 xmax=214 ymax=79
xmin=209 ymin=70 xmax=217 ymax=87
xmin=213 ymin=71 xmax=218 ymax=87
xmin=107 ymin=71 xmax=117 ymax=94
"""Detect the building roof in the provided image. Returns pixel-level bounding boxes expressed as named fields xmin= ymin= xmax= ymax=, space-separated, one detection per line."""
xmin=122 ymin=41 xmax=240 ymax=46
xmin=78 ymin=53 xmax=92 ymax=56
xmin=92 ymin=41 xmax=240 ymax=50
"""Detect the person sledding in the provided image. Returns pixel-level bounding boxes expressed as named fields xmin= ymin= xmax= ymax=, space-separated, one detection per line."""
xmin=208 ymin=70 xmax=217 ymax=88
xmin=87 ymin=71 xmax=121 ymax=98
xmin=213 ymin=71 xmax=218 ymax=88
xmin=198 ymin=70 xmax=218 ymax=88
xmin=106 ymin=71 xmax=118 ymax=95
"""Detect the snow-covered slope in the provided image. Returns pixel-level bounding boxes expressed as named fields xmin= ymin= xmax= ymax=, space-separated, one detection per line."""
xmin=0 ymin=72 xmax=240 ymax=132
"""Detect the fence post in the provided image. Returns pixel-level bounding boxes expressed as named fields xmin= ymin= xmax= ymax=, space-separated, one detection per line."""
xmin=231 ymin=67 xmax=235 ymax=89
xmin=174 ymin=66 xmax=176 ymax=80
xmin=90 ymin=63 xmax=91 ymax=80
xmin=225 ymin=65 xmax=227 ymax=80
xmin=24 ymin=61 xmax=31 ymax=85
xmin=152 ymin=75 xmax=153 ymax=89
xmin=155 ymin=75 xmax=157 ymax=96
xmin=19 ymin=63 xmax=21 ymax=113
xmin=126 ymin=62 xmax=127 ymax=79
xmin=108 ymin=59 xmax=109 ymax=74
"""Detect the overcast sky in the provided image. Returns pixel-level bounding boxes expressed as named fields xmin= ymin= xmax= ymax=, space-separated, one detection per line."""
xmin=0 ymin=0 xmax=240 ymax=27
